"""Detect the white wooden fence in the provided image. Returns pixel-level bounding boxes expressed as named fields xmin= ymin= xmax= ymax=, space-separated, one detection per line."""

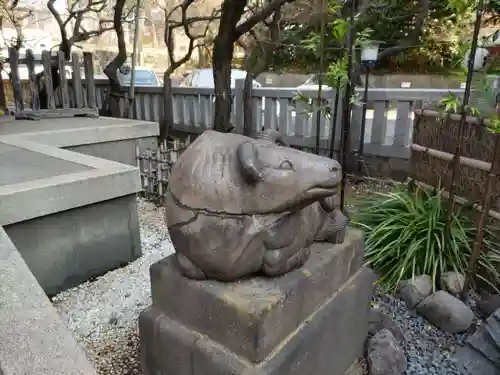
xmin=93 ymin=79 xmax=463 ymax=160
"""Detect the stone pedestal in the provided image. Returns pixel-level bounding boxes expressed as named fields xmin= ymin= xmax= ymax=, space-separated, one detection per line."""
xmin=139 ymin=228 xmax=375 ymax=375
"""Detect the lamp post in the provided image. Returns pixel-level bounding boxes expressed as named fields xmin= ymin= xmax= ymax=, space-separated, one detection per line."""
xmin=356 ymin=42 xmax=379 ymax=176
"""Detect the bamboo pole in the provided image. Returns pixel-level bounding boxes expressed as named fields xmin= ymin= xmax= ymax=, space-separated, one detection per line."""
xmin=411 ymin=143 xmax=492 ymax=172
xmin=460 ymin=134 xmax=500 ymax=301
xmin=445 ymin=0 xmax=484 ymax=228
xmin=416 ymin=180 xmax=500 ymax=222
xmin=339 ymin=0 xmax=357 ymax=210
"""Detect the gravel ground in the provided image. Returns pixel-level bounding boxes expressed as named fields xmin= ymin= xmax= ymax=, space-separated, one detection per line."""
xmin=52 ymin=199 xmax=173 ymax=375
xmin=372 ymin=287 xmax=475 ymax=375
xmin=51 ymin=181 xmax=470 ymax=375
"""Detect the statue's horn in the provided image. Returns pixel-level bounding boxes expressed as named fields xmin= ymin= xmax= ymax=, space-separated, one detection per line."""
xmin=236 ymin=141 xmax=263 ymax=182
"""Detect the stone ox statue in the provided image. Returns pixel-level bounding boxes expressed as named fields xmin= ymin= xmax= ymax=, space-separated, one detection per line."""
xmin=165 ymin=129 xmax=348 ymax=281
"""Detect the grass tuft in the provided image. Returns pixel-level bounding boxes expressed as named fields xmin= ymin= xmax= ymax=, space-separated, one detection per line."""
xmin=352 ymin=184 xmax=500 ymax=293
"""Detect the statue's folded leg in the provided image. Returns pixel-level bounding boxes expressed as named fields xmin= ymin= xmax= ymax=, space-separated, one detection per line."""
xmin=315 ymin=208 xmax=349 ymax=244
xmin=262 ymin=244 xmax=310 ymax=277
xmin=175 ymin=252 xmax=207 ymax=280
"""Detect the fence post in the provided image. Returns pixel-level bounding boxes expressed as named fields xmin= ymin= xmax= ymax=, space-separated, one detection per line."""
xmin=234 ymin=78 xmax=245 ymax=135
xmin=83 ymin=52 xmax=96 ymax=109
xmin=8 ymin=47 xmax=23 ymax=111
xmin=160 ymin=74 xmax=174 ymax=141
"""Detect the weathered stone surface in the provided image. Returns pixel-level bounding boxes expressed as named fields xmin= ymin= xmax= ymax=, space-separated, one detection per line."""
xmin=440 ymin=271 xmax=465 ymax=297
xmin=165 ymin=129 xmax=348 ymax=281
xmin=476 ymin=293 xmax=500 ymax=319
xmin=455 ymin=345 xmax=500 ymax=375
xmin=417 ymin=291 xmax=474 ymax=333
xmin=344 ymin=360 xmax=365 ymax=375
xmin=397 ymin=275 xmax=432 ymax=309
xmin=150 ymin=228 xmax=365 ymax=363
xmin=140 ymin=266 xmax=375 ymax=375
xmin=466 ymin=308 xmax=500 ymax=368
xmin=0 ymin=227 xmax=97 ymax=375
xmin=367 ymin=329 xmax=407 ymax=375
xmin=368 ymin=308 xmax=405 ymax=343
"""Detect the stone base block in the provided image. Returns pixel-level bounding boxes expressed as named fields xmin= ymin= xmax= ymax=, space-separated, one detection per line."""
xmin=4 ymin=194 xmax=142 ymax=295
xmin=139 ymin=229 xmax=375 ymax=375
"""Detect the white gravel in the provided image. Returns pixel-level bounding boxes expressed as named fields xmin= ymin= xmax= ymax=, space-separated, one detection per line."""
xmin=51 ymin=198 xmax=174 ymax=375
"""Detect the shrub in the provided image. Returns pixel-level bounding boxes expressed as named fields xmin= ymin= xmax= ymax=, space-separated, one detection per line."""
xmin=352 ymin=184 xmax=500 ymax=293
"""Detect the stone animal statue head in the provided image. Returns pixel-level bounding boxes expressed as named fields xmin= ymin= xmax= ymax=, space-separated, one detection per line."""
xmin=168 ymin=130 xmax=342 ymax=216
xmin=235 ymin=130 xmax=341 ymax=214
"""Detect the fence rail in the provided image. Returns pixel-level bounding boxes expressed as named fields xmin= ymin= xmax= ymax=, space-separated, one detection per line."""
xmin=7 ymin=72 xmax=464 ymax=160
xmin=92 ymin=80 xmax=463 ymax=160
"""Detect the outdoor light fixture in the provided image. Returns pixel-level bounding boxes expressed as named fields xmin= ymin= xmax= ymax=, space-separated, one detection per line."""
xmin=356 ymin=42 xmax=380 ymax=176
xmin=360 ymin=42 xmax=380 ymax=68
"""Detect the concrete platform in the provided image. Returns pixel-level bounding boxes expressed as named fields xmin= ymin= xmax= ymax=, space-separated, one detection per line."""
xmin=0 ymin=227 xmax=97 ymax=375
xmin=0 ymin=115 xmax=159 ymax=294
xmin=0 ymin=116 xmax=158 ymax=166
xmin=140 ymin=229 xmax=375 ymax=375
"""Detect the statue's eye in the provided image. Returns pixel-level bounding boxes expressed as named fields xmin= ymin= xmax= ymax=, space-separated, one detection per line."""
xmin=279 ymin=160 xmax=294 ymax=170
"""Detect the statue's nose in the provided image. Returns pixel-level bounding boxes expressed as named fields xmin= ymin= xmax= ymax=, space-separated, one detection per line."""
xmin=330 ymin=166 xmax=339 ymax=173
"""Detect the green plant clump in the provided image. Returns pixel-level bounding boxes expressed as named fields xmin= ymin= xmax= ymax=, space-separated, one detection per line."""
xmin=352 ymin=185 xmax=500 ymax=293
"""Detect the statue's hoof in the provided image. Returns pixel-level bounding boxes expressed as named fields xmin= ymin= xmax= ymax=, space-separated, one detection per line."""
xmin=262 ymin=247 xmax=310 ymax=277
xmin=175 ymin=253 xmax=207 ymax=280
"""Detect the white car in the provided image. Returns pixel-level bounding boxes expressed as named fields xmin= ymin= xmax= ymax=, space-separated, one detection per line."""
xmin=179 ymin=68 xmax=281 ymax=129
xmin=118 ymin=66 xmax=162 ymax=87
xmin=179 ymin=68 xmax=261 ymax=88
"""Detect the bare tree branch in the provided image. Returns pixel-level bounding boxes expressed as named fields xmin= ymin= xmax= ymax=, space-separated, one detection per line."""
xmin=234 ymin=0 xmax=294 ymax=38
xmin=1 ymin=0 xmax=32 ymax=50
xmin=48 ymin=0 xmax=120 ymax=59
xmin=161 ymin=0 xmax=220 ymax=76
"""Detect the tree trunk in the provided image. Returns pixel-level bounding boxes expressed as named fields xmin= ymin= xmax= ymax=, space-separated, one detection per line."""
xmin=103 ymin=0 xmax=127 ymax=117
xmin=212 ymin=0 xmax=247 ymax=133
xmin=243 ymin=72 xmax=254 ymax=135
xmin=213 ymin=35 xmax=234 ymax=132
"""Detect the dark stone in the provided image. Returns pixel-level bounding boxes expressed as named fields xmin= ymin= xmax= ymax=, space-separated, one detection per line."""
xmin=476 ymin=293 xmax=500 ymax=319
xmin=149 ymin=228 xmax=365 ymax=363
xmin=397 ymin=275 xmax=432 ymax=309
xmin=455 ymin=345 xmax=500 ymax=375
xmin=367 ymin=329 xmax=407 ymax=375
xmin=466 ymin=309 xmax=500 ymax=368
xmin=416 ymin=291 xmax=474 ymax=333
xmin=164 ymin=129 xmax=348 ymax=281
xmin=439 ymin=271 xmax=465 ymax=298
xmin=140 ymin=266 xmax=375 ymax=375
xmin=368 ymin=308 xmax=405 ymax=343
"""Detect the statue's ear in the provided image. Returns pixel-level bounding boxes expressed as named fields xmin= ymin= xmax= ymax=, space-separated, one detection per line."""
xmin=236 ymin=141 xmax=264 ymax=182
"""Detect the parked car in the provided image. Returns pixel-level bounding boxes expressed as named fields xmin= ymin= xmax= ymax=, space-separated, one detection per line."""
xmin=118 ymin=66 xmax=162 ymax=87
xmin=179 ymin=68 xmax=282 ymax=129
xmin=179 ymin=68 xmax=261 ymax=88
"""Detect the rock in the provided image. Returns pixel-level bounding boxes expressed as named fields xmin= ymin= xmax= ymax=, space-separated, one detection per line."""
xmin=417 ymin=291 xmax=474 ymax=333
xmin=455 ymin=344 xmax=500 ymax=375
xmin=397 ymin=275 xmax=433 ymax=308
xmin=466 ymin=309 xmax=500 ymax=368
xmin=368 ymin=308 xmax=405 ymax=343
xmin=440 ymin=271 xmax=465 ymax=297
xmin=476 ymin=293 xmax=500 ymax=319
xmin=367 ymin=329 xmax=407 ymax=375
